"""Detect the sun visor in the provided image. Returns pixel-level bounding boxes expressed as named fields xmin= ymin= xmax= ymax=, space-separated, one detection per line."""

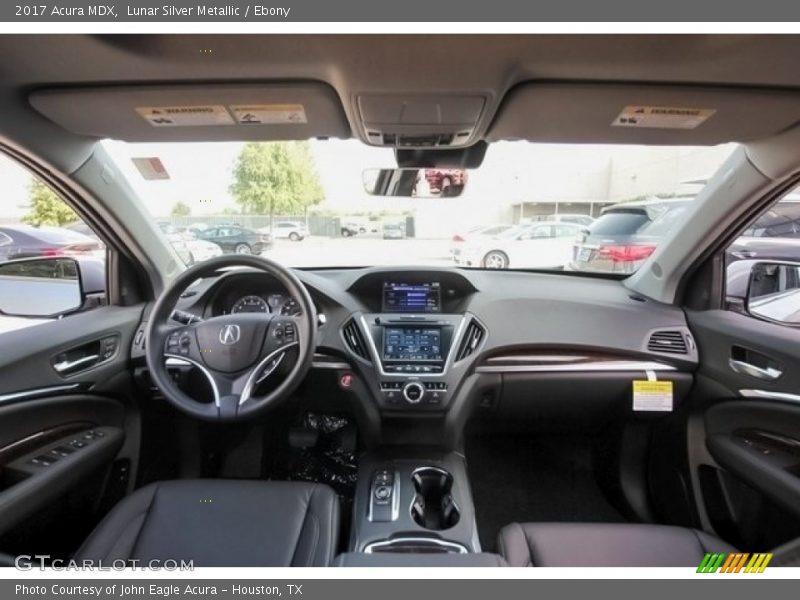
xmin=487 ymin=83 xmax=800 ymax=145
xmin=29 ymin=82 xmax=350 ymax=142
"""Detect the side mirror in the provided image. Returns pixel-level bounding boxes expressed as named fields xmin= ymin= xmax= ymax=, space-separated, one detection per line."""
xmin=746 ymin=261 xmax=800 ymax=326
xmin=0 ymin=257 xmax=85 ymax=318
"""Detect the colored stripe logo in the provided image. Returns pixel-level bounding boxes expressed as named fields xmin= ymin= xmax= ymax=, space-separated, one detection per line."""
xmin=697 ymin=553 xmax=773 ymax=573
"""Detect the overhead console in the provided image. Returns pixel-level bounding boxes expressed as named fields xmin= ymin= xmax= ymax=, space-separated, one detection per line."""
xmin=355 ymin=94 xmax=489 ymax=148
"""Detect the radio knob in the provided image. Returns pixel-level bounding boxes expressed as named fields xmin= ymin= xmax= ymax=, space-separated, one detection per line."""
xmin=402 ymin=382 xmax=425 ymax=404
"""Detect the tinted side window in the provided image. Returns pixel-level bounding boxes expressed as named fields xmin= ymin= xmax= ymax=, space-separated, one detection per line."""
xmin=746 ymin=202 xmax=800 ymax=238
xmin=589 ymin=212 xmax=650 ymax=235
xmin=725 ymin=189 xmax=800 ymax=324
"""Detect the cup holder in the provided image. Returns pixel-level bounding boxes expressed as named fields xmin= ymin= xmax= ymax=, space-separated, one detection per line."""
xmin=410 ymin=467 xmax=460 ymax=531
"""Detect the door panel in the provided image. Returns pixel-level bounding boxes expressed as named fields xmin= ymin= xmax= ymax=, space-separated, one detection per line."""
xmin=687 ymin=308 xmax=800 ymax=549
xmin=687 ymin=309 xmax=800 ymax=397
xmin=0 ymin=305 xmax=142 ymax=396
xmin=0 ymin=304 xmax=143 ymax=548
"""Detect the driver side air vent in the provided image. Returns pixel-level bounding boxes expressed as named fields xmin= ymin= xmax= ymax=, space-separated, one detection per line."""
xmin=343 ymin=319 xmax=370 ymax=362
xmin=647 ymin=330 xmax=689 ymax=355
xmin=455 ymin=319 xmax=485 ymax=361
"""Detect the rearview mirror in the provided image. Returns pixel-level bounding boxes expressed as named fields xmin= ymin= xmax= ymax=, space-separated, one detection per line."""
xmin=746 ymin=261 xmax=800 ymax=325
xmin=0 ymin=257 xmax=84 ymax=318
xmin=363 ymin=168 xmax=467 ymax=198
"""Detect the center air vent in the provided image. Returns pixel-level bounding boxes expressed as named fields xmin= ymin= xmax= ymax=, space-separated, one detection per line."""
xmin=455 ymin=319 xmax=485 ymax=362
xmin=343 ymin=319 xmax=370 ymax=362
xmin=647 ymin=330 xmax=689 ymax=355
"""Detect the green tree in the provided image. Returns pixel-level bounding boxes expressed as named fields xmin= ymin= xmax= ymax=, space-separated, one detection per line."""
xmin=22 ymin=179 xmax=77 ymax=227
xmin=171 ymin=201 xmax=192 ymax=217
xmin=229 ymin=142 xmax=324 ymax=231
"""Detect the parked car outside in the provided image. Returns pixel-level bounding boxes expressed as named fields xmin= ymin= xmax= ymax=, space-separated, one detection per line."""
xmin=341 ymin=222 xmax=360 ymax=237
xmin=451 ymin=224 xmax=515 ymax=263
xmin=195 ymin=225 xmax=273 ymax=255
xmin=725 ymin=199 xmax=800 ymax=311
xmin=155 ymin=222 xmax=203 ymax=265
xmin=570 ymin=198 xmax=692 ymax=274
xmin=382 ymin=223 xmax=406 ymax=239
xmin=728 ymin=198 xmax=800 ymax=264
xmin=461 ymin=221 xmax=583 ymax=269
xmin=530 ymin=213 xmax=595 ymax=227
xmin=0 ymin=225 xmax=104 ymax=261
xmin=179 ymin=231 xmax=224 ymax=263
xmin=265 ymin=221 xmax=308 ymax=241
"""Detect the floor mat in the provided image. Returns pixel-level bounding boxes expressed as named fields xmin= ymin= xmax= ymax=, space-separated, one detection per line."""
xmin=466 ymin=434 xmax=626 ymax=551
xmin=262 ymin=412 xmax=359 ymax=552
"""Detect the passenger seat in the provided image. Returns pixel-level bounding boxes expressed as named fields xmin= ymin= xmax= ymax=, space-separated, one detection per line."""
xmin=497 ymin=522 xmax=735 ymax=567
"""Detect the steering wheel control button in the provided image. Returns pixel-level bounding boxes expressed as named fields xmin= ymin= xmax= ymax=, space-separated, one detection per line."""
xmin=402 ymin=381 xmax=425 ymax=404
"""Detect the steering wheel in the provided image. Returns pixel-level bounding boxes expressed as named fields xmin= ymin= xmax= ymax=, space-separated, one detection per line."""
xmin=146 ymin=255 xmax=317 ymax=422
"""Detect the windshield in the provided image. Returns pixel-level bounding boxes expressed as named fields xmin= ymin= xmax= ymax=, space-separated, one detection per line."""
xmin=100 ymin=140 xmax=737 ymax=273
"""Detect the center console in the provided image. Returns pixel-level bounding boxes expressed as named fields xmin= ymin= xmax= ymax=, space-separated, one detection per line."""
xmin=341 ymin=273 xmax=485 ymax=414
xmin=365 ymin=312 xmax=465 ymax=411
xmin=339 ymin=273 xmax=491 ymax=559
xmin=350 ymin=450 xmax=481 ymax=554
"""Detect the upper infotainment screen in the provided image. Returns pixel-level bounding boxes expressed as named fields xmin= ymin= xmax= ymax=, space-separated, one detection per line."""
xmin=382 ymin=282 xmax=441 ymax=313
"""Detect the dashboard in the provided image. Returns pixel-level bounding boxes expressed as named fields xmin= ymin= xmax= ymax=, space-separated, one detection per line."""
xmin=146 ymin=265 xmax=699 ymax=430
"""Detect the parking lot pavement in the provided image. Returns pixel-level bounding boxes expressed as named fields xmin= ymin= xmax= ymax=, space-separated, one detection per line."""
xmin=264 ymin=236 xmax=456 ymax=268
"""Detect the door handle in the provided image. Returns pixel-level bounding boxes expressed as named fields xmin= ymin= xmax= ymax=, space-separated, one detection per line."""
xmin=729 ymin=358 xmax=783 ymax=381
xmin=53 ymin=354 xmax=100 ymax=375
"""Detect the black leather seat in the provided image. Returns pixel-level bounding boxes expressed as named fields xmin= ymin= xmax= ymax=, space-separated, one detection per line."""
xmin=498 ymin=522 xmax=736 ymax=567
xmin=76 ymin=480 xmax=340 ymax=567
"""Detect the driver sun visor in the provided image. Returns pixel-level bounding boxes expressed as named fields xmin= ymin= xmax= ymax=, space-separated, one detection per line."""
xmin=29 ymin=82 xmax=351 ymax=142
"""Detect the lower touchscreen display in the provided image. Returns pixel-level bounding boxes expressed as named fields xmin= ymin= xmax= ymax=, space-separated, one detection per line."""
xmin=383 ymin=327 xmax=442 ymax=361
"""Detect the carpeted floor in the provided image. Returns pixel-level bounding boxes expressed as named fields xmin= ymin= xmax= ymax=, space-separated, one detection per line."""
xmin=466 ymin=434 xmax=626 ymax=551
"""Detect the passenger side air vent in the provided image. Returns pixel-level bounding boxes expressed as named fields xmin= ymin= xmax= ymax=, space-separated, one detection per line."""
xmin=343 ymin=319 xmax=371 ymax=362
xmin=456 ymin=319 xmax=485 ymax=361
xmin=647 ymin=330 xmax=689 ymax=355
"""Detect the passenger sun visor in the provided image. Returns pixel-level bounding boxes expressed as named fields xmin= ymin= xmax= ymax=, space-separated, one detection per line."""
xmin=487 ymin=83 xmax=800 ymax=145
xmin=28 ymin=82 xmax=350 ymax=142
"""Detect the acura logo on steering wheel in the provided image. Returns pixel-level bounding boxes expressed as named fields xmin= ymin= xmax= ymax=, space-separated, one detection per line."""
xmin=219 ymin=324 xmax=241 ymax=345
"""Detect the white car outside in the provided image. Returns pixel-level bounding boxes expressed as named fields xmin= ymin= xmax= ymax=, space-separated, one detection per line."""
xmin=268 ymin=221 xmax=309 ymax=241
xmin=461 ymin=222 xmax=584 ymax=269
xmin=450 ymin=224 xmax=515 ymax=263
xmin=184 ymin=237 xmax=223 ymax=263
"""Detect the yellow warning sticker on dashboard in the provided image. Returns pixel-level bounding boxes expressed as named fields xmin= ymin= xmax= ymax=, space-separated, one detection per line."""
xmin=632 ymin=380 xmax=673 ymax=412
